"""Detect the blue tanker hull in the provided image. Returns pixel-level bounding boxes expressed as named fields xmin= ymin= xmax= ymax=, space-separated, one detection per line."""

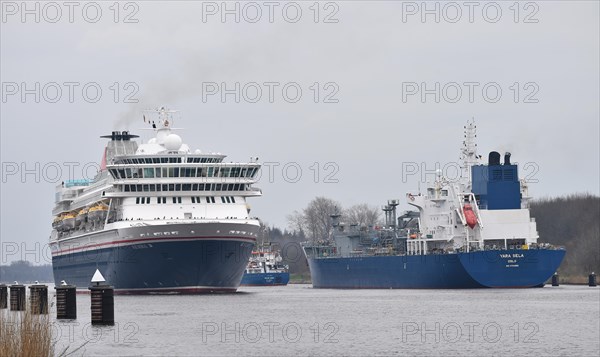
xmin=307 ymin=249 xmax=566 ymax=289
xmin=52 ymin=239 xmax=255 ymax=294
xmin=240 ymin=272 xmax=290 ymax=286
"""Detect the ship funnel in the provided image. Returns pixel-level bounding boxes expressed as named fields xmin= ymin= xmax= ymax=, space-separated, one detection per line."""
xmin=100 ymin=131 xmax=140 ymax=141
xmin=382 ymin=200 xmax=399 ymax=228
xmin=504 ymin=152 xmax=511 ymax=165
xmin=488 ymin=151 xmax=501 ymax=166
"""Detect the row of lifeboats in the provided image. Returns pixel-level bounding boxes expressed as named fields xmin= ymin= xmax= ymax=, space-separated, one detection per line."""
xmin=52 ymin=202 xmax=108 ymax=231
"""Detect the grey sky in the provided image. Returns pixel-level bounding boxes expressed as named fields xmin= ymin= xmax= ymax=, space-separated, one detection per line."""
xmin=1 ymin=1 xmax=598 ymax=264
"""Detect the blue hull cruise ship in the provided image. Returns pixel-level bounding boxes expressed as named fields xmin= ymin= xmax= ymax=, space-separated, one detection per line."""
xmin=50 ymin=107 xmax=262 ymax=294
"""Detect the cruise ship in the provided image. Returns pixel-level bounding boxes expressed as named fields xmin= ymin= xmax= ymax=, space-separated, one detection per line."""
xmin=50 ymin=107 xmax=262 ymax=294
xmin=303 ymin=121 xmax=566 ymax=289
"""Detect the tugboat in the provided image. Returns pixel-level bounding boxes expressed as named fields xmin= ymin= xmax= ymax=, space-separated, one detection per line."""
xmin=50 ymin=107 xmax=263 ymax=294
xmin=303 ymin=120 xmax=566 ymax=289
xmin=241 ymin=244 xmax=290 ymax=286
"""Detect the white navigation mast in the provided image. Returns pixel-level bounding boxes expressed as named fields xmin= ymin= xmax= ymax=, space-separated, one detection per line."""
xmin=459 ymin=119 xmax=480 ymax=185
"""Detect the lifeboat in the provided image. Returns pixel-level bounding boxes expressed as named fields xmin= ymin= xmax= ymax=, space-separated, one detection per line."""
xmin=62 ymin=212 xmax=76 ymax=230
xmin=75 ymin=208 xmax=88 ymax=227
xmin=463 ymin=204 xmax=477 ymax=229
xmin=52 ymin=216 xmax=62 ymax=230
xmin=88 ymin=202 xmax=108 ymax=222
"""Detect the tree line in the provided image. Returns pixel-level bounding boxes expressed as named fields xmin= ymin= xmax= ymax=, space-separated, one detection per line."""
xmin=530 ymin=193 xmax=599 ymax=283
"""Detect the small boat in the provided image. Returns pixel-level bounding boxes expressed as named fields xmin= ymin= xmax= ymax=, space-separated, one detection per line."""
xmin=75 ymin=208 xmax=88 ymax=227
xmin=62 ymin=213 xmax=76 ymax=230
xmin=87 ymin=203 xmax=108 ymax=222
xmin=241 ymin=245 xmax=290 ymax=286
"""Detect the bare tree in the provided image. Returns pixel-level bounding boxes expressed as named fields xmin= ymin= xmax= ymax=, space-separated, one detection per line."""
xmin=286 ymin=210 xmax=305 ymax=235
xmin=286 ymin=197 xmax=341 ymax=241
xmin=344 ymin=204 xmax=382 ymax=226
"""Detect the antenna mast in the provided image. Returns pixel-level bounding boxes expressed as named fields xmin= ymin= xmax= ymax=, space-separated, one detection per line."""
xmin=460 ymin=119 xmax=479 ymax=183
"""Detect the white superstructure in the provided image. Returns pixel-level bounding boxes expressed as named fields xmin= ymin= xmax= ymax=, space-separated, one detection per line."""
xmin=50 ymin=107 xmax=262 ymax=246
xmin=404 ymin=120 xmax=539 ymax=255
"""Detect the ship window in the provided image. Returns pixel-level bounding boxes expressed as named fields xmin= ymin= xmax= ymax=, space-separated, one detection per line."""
xmin=174 ymin=168 xmax=180 ymax=177
xmin=143 ymin=185 xmax=149 ymax=192
xmin=197 ymin=168 xmax=204 ymax=177
xmin=172 ymin=197 xmax=177 ymax=204
xmin=144 ymin=168 xmax=154 ymax=178
xmin=157 ymin=197 xmax=162 ymax=204
xmin=207 ymin=167 xmax=214 ymax=177
xmin=167 ymin=184 xmax=174 ymax=191
xmin=221 ymin=167 xmax=231 ymax=177
xmin=198 ymin=184 xmax=204 ymax=191
xmin=184 ymin=168 xmax=195 ymax=177
xmin=140 ymin=197 xmax=145 ymax=204
xmin=215 ymin=184 xmax=222 ymax=191
xmin=221 ymin=197 xmax=226 ymax=203
xmin=196 ymin=197 xmax=202 ymax=203
xmin=177 ymin=197 xmax=182 ymax=204
xmin=136 ymin=197 xmax=140 ymax=204
xmin=175 ymin=184 xmax=181 ymax=191
xmin=136 ymin=185 xmax=142 ymax=192
xmin=441 ymin=190 xmax=448 ymax=196
xmin=231 ymin=197 xmax=236 ymax=203
xmin=147 ymin=197 xmax=151 ymax=204
xmin=183 ymin=184 xmax=191 ymax=191
xmin=124 ymin=185 xmax=130 ymax=192
xmin=191 ymin=197 xmax=195 ymax=204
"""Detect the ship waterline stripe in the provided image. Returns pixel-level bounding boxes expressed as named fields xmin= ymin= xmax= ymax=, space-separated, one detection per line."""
xmin=51 ymin=235 xmax=256 ymax=256
xmin=72 ymin=286 xmax=238 ymax=295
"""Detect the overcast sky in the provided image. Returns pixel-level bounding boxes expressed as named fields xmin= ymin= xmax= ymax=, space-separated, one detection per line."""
xmin=1 ymin=1 xmax=598 ymax=264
